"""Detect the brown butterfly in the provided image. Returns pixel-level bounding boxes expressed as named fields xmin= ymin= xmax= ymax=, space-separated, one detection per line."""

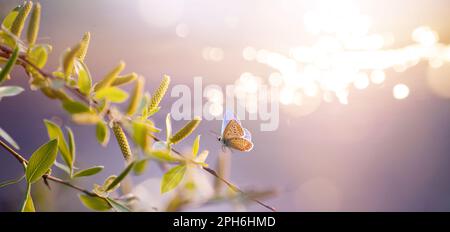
xmin=217 ymin=110 xmax=253 ymax=152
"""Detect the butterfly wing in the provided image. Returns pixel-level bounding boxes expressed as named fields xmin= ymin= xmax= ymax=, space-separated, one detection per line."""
xmin=226 ymin=137 xmax=254 ymax=152
xmin=243 ymin=128 xmax=252 ymax=141
xmin=221 ymin=109 xmax=241 ymax=135
xmin=222 ymin=120 xmax=244 ymax=140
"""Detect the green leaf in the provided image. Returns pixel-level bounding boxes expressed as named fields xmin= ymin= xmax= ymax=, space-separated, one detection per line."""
xmin=62 ymin=100 xmax=90 ymax=114
xmin=166 ymin=113 xmax=172 ymax=141
xmin=53 ymin=160 xmax=71 ymax=176
xmin=148 ymin=149 xmax=180 ymax=163
xmin=25 ymin=139 xmax=58 ymax=184
xmin=28 ymin=45 xmax=48 ymax=68
xmin=76 ymin=60 xmax=92 ymax=95
xmin=192 ymin=135 xmax=200 ymax=158
xmin=105 ymin=162 xmax=135 ymax=191
xmin=0 ymin=86 xmax=24 ymax=100
xmin=0 ymin=47 xmax=19 ymax=84
xmin=21 ymin=183 xmax=35 ymax=212
xmin=0 ymin=174 xmax=25 ymax=188
xmin=132 ymin=120 xmax=150 ymax=150
xmin=96 ymin=121 xmax=110 ymax=146
xmin=66 ymin=127 xmax=76 ymax=162
xmin=106 ymin=198 xmax=131 ymax=212
xmin=0 ymin=127 xmax=20 ymax=150
xmin=44 ymin=120 xmax=72 ymax=173
xmin=73 ymin=166 xmax=104 ymax=178
xmin=133 ymin=159 xmax=148 ymax=176
xmin=161 ymin=164 xmax=187 ymax=193
xmin=2 ymin=7 xmax=19 ymax=30
xmin=94 ymin=87 xmax=128 ymax=103
xmin=79 ymin=194 xmax=111 ymax=211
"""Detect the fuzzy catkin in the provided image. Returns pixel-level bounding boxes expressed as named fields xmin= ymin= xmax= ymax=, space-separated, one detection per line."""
xmin=112 ymin=122 xmax=133 ymax=162
xmin=111 ymin=72 xmax=138 ymax=86
xmin=126 ymin=76 xmax=144 ymax=116
xmin=94 ymin=61 xmax=125 ymax=92
xmin=149 ymin=75 xmax=170 ymax=111
xmin=27 ymin=2 xmax=40 ymax=45
xmin=170 ymin=117 xmax=201 ymax=144
xmin=10 ymin=1 xmax=33 ymax=37
xmin=62 ymin=43 xmax=82 ymax=77
xmin=76 ymin=32 xmax=90 ymax=61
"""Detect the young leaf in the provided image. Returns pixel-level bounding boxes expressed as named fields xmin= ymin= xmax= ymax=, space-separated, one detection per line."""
xmin=148 ymin=150 xmax=180 ymax=163
xmin=166 ymin=113 xmax=172 ymax=142
xmin=28 ymin=45 xmax=48 ymax=68
xmin=0 ymin=47 xmax=19 ymax=84
xmin=111 ymin=72 xmax=137 ymax=86
xmin=192 ymin=135 xmax=200 ymax=158
xmin=44 ymin=120 xmax=72 ymax=172
xmin=106 ymin=198 xmax=131 ymax=212
xmin=105 ymin=161 xmax=135 ymax=191
xmin=148 ymin=74 xmax=170 ymax=112
xmin=161 ymin=164 xmax=187 ymax=193
xmin=66 ymin=127 xmax=76 ymax=167
xmin=133 ymin=159 xmax=148 ymax=176
xmin=79 ymin=194 xmax=111 ymax=211
xmin=73 ymin=166 xmax=104 ymax=178
xmin=0 ymin=127 xmax=20 ymax=150
xmin=25 ymin=139 xmax=58 ymax=184
xmin=132 ymin=120 xmax=150 ymax=150
xmin=62 ymin=100 xmax=90 ymax=114
xmin=72 ymin=112 xmax=100 ymax=125
xmin=75 ymin=60 xmax=92 ymax=95
xmin=21 ymin=183 xmax=35 ymax=212
xmin=26 ymin=2 xmax=40 ymax=45
xmin=10 ymin=1 xmax=33 ymax=37
xmin=126 ymin=76 xmax=144 ymax=116
xmin=93 ymin=61 xmax=125 ymax=92
xmin=94 ymin=87 xmax=128 ymax=103
xmin=2 ymin=7 xmax=19 ymax=30
xmin=169 ymin=117 xmax=201 ymax=144
xmin=53 ymin=160 xmax=71 ymax=176
xmin=96 ymin=121 xmax=110 ymax=146
xmin=0 ymin=86 xmax=24 ymax=100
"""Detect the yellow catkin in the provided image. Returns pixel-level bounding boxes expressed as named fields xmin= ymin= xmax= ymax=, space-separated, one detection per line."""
xmin=26 ymin=2 xmax=40 ymax=45
xmin=62 ymin=43 xmax=82 ymax=77
xmin=94 ymin=61 xmax=125 ymax=92
xmin=126 ymin=76 xmax=144 ymax=116
xmin=112 ymin=122 xmax=133 ymax=162
xmin=11 ymin=1 xmax=33 ymax=37
xmin=148 ymin=75 xmax=170 ymax=111
xmin=111 ymin=72 xmax=138 ymax=86
xmin=76 ymin=32 xmax=90 ymax=61
xmin=170 ymin=117 xmax=201 ymax=144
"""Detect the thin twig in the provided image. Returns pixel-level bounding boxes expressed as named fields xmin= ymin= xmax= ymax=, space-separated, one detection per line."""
xmin=0 ymin=44 xmax=276 ymax=212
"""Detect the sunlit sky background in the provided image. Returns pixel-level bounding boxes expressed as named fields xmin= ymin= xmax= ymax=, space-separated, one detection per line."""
xmin=1 ymin=0 xmax=450 ymax=211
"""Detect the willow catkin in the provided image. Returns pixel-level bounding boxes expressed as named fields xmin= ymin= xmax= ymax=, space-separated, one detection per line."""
xmin=76 ymin=32 xmax=90 ymax=61
xmin=148 ymin=74 xmax=170 ymax=111
xmin=62 ymin=43 xmax=82 ymax=77
xmin=112 ymin=122 xmax=133 ymax=162
xmin=126 ymin=76 xmax=144 ymax=116
xmin=10 ymin=1 xmax=32 ymax=37
xmin=169 ymin=117 xmax=201 ymax=144
xmin=26 ymin=2 xmax=40 ymax=45
xmin=94 ymin=61 xmax=125 ymax=92
xmin=111 ymin=72 xmax=138 ymax=86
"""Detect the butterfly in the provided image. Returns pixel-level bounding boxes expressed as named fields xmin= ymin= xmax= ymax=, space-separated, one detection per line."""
xmin=217 ymin=110 xmax=254 ymax=152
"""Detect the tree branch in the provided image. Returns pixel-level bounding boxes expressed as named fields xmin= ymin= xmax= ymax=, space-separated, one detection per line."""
xmin=0 ymin=44 xmax=276 ymax=212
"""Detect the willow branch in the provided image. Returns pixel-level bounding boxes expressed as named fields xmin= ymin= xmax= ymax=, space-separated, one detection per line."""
xmin=0 ymin=44 xmax=276 ymax=212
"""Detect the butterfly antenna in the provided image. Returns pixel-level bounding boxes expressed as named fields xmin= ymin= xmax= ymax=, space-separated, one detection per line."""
xmin=208 ymin=130 xmax=220 ymax=137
